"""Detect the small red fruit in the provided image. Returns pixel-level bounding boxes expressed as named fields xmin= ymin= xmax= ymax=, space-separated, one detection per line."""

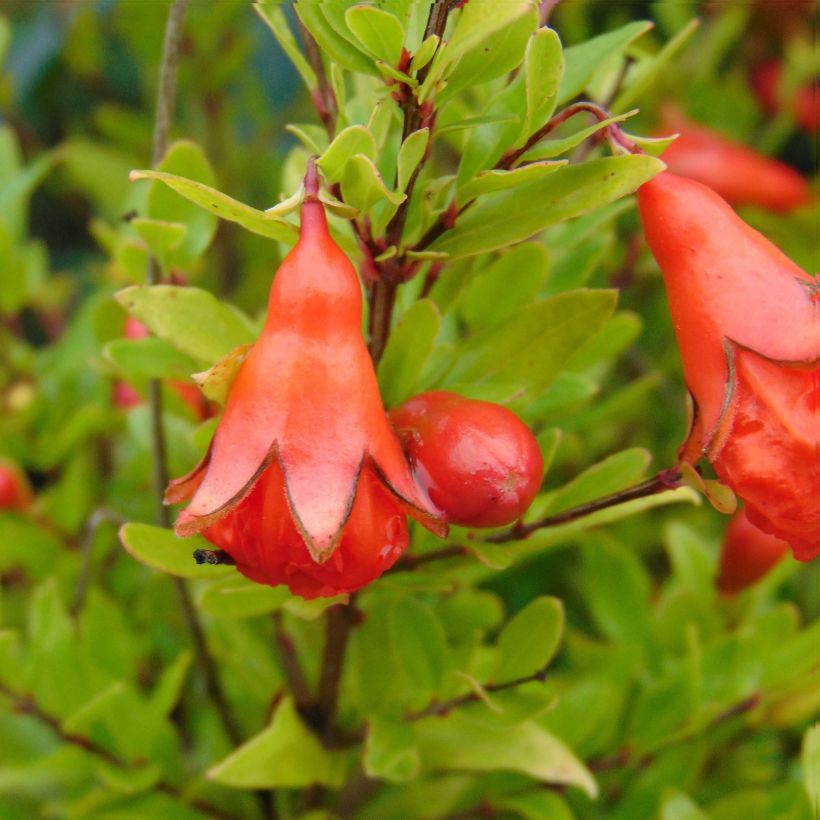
xmin=0 ymin=460 xmax=32 ymax=511
xmin=717 ymin=507 xmax=791 ymax=595
xmin=390 ymin=391 xmax=543 ymax=528
xmin=657 ymin=106 xmax=810 ymax=212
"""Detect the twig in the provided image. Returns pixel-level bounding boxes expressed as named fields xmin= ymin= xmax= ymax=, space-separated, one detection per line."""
xmin=485 ymin=469 xmax=681 ymax=543
xmin=366 ymin=0 xmax=454 ymax=363
xmin=392 ymin=471 xmax=681 ymax=572
xmin=295 ymin=16 xmax=337 ymax=139
xmin=273 ymin=612 xmax=313 ymax=711
xmin=0 ymin=682 xmax=240 ymax=820
xmin=413 ymin=101 xmax=642 ymax=254
xmin=148 ymin=6 xmax=274 ymax=817
xmin=71 ymin=508 xmax=126 ymax=615
xmin=406 ymin=664 xmax=552 ymax=721
xmin=316 ymin=600 xmax=358 ymax=742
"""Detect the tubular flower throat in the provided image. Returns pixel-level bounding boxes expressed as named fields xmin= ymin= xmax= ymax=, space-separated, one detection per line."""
xmin=165 ymin=165 xmax=447 ymax=598
xmin=638 ymin=172 xmax=819 ymax=560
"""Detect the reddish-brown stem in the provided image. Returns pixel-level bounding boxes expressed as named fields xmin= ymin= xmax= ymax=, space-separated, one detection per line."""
xmin=486 ymin=469 xmax=680 ymax=543
xmin=295 ymin=18 xmax=336 ymax=139
xmin=394 ymin=470 xmax=681 ymax=571
xmin=316 ymin=602 xmax=358 ymax=742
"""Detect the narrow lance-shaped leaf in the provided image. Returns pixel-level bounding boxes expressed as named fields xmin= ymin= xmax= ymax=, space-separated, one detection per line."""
xmin=129 ymin=169 xmax=298 ymax=244
xmin=429 ymin=155 xmax=664 ymax=259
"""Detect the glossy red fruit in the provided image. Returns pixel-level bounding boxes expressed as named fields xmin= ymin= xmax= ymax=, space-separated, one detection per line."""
xmin=752 ymin=61 xmax=819 ymax=134
xmin=638 ymin=171 xmax=819 ymax=558
xmin=166 ymin=161 xmax=446 ymax=598
xmin=390 ymin=391 xmax=543 ymax=528
xmin=657 ymin=106 xmax=810 ymax=212
xmin=717 ymin=507 xmax=791 ymax=595
xmin=0 ymin=460 xmax=32 ymax=511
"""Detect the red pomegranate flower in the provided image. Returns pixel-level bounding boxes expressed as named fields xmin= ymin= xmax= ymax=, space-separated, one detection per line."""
xmin=657 ymin=106 xmax=810 ymax=212
xmin=717 ymin=507 xmax=791 ymax=595
xmin=638 ymin=171 xmax=819 ymax=560
xmin=165 ymin=162 xmax=447 ymax=598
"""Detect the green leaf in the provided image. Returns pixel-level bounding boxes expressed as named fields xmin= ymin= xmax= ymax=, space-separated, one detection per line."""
xmin=365 ymin=715 xmax=421 ymax=783
xmin=521 ymin=27 xmax=564 ymax=143
xmin=389 ymin=596 xmax=450 ymax=698
xmin=397 ymin=128 xmax=429 ymax=193
xmin=803 ymin=724 xmax=820 ymax=815
xmin=521 ymin=110 xmax=637 ymax=161
xmin=442 ymin=290 xmax=617 ymax=404
xmin=294 ymin=3 xmax=376 ymax=75
xmin=345 ymin=6 xmax=404 ymax=66
xmin=130 ymin=218 xmax=186 ymax=275
xmin=119 ymin=523 xmax=236 ymax=580
xmin=410 ymin=34 xmax=439 ymax=73
xmin=457 ymin=161 xmax=565 ymax=204
xmin=497 ymin=791 xmax=574 ymax=820
xmin=129 ymin=169 xmax=298 ymax=244
xmin=471 ymin=487 xmax=700 ymax=570
xmin=192 ymin=343 xmax=252 ymax=405
xmin=460 ymin=243 xmax=549 ymax=331
xmin=421 ymin=0 xmax=535 ymax=101
xmin=317 ymin=125 xmax=377 ymax=184
xmin=544 ymin=448 xmax=652 ymax=515
xmin=429 ymin=155 xmax=664 ymax=259
xmin=613 ymin=19 xmax=701 ymax=114
xmin=255 ymin=2 xmax=317 ymax=90
xmin=659 ymin=789 xmax=710 ymax=820
xmin=104 ymin=337 xmax=199 ymax=382
xmin=198 ymin=576 xmax=292 ymax=619
xmin=415 ymin=711 xmax=598 ymax=798
xmin=147 ymin=140 xmax=218 ymax=265
xmin=341 ymin=154 xmax=405 ymax=215
xmin=493 ymin=597 xmax=564 ymax=684
xmin=208 ymin=697 xmax=346 ymax=788
xmin=115 ymin=285 xmax=255 ymax=365
xmin=558 ymin=21 xmax=654 ymax=104
xmin=439 ymin=6 xmax=538 ymax=103
xmin=378 ymin=299 xmax=441 ymax=407
xmin=581 ymin=536 xmax=652 ymax=645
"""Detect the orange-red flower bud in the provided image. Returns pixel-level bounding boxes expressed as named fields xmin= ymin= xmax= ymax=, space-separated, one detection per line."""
xmin=717 ymin=507 xmax=791 ymax=595
xmin=166 ymin=164 xmax=447 ymax=597
xmin=390 ymin=391 xmax=543 ymax=528
xmin=638 ymin=171 xmax=819 ymax=559
xmin=657 ymin=107 xmax=810 ymax=212
xmin=0 ymin=460 xmax=32 ymax=511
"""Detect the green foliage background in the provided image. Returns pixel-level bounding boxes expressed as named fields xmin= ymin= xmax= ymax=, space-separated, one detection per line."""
xmin=0 ymin=1 xmax=817 ymax=818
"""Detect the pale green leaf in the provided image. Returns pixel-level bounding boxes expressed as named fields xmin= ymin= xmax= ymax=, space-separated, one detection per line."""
xmin=341 ymin=154 xmax=405 ymax=214
xmin=104 ymin=337 xmax=199 ymax=382
xmin=192 ymin=343 xmax=252 ymax=405
xmin=415 ymin=711 xmax=598 ymax=797
xmin=198 ymin=576 xmax=292 ymax=619
xmin=457 ymin=161 xmax=565 ymax=204
xmin=397 ymin=128 xmax=429 ymax=193
xmin=494 ymin=597 xmax=564 ymax=684
xmin=365 ymin=715 xmax=420 ymax=783
xmin=389 ymin=597 xmax=449 ymax=697
xmin=378 ymin=299 xmax=441 ymax=407
xmin=147 ymin=140 xmax=218 ymax=264
xmin=345 ymin=6 xmax=404 ymax=65
xmin=119 ymin=523 xmax=236 ymax=580
xmin=429 ymin=155 xmax=664 ymax=259
xmin=208 ymin=697 xmax=346 ymax=788
xmin=317 ymin=125 xmax=377 ymax=183
xmin=129 ymin=169 xmax=298 ymax=244
xmin=522 ymin=27 xmax=564 ymax=142
xmin=255 ymin=2 xmax=317 ymax=90
xmin=115 ymin=285 xmax=255 ymax=365
xmin=558 ymin=21 xmax=654 ymax=104
xmin=294 ymin=3 xmax=376 ymax=74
